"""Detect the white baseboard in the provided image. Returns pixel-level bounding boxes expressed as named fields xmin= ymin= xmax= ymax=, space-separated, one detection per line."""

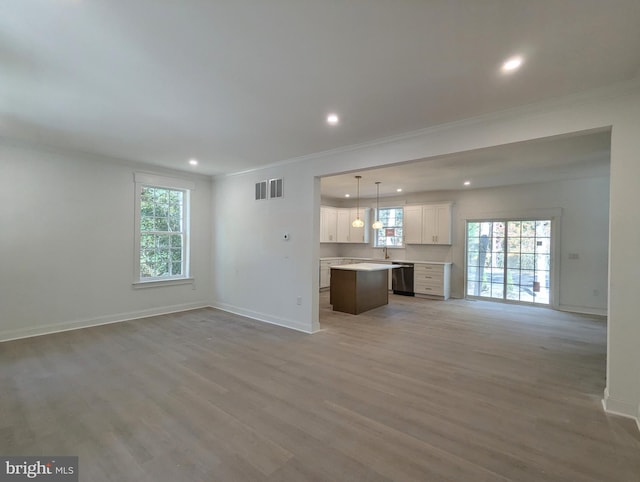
xmin=557 ymin=304 xmax=607 ymax=317
xmin=0 ymin=301 xmax=210 ymax=343
xmin=602 ymin=388 xmax=640 ymax=432
xmin=210 ymin=301 xmax=317 ymax=334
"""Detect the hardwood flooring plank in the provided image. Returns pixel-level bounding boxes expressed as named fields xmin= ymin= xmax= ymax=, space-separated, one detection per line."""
xmin=1 ymin=294 xmax=639 ymax=481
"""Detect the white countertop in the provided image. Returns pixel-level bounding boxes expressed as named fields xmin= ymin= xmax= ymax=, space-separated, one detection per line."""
xmin=321 ymin=257 xmax=451 ymax=265
xmin=331 ymin=263 xmax=403 ymax=271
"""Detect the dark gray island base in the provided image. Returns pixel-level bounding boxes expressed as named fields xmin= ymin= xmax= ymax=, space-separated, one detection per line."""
xmin=330 ymin=263 xmax=400 ymax=315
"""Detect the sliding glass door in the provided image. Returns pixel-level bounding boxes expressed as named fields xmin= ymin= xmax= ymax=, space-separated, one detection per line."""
xmin=466 ymin=220 xmax=551 ymax=305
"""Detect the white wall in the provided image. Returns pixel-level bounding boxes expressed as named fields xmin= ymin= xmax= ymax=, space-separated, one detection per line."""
xmin=210 ymin=162 xmax=320 ymax=332
xmin=606 ymin=106 xmax=640 ymax=422
xmin=210 ymin=81 xmax=640 ymax=423
xmin=329 ymin=176 xmax=610 ymax=314
xmin=0 ymin=141 xmax=212 ymax=341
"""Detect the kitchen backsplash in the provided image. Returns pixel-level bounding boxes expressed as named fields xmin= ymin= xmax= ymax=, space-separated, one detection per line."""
xmin=319 ymin=243 xmax=340 ymax=258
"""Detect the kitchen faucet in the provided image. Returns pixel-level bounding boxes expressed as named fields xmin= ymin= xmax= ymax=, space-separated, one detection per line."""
xmin=383 ymin=247 xmax=390 ymax=259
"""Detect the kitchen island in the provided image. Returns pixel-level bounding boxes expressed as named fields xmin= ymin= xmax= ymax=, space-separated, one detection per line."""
xmin=330 ymin=263 xmax=400 ymax=314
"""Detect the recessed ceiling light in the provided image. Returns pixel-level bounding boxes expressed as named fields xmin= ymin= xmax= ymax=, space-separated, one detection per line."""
xmin=189 ymin=159 xmax=198 ymax=166
xmin=463 ymin=180 xmax=471 ymax=186
xmin=327 ymin=113 xmax=339 ymax=125
xmin=396 ymin=188 xmax=403 ymax=192
xmin=344 ymin=194 xmax=350 ymax=198
xmin=501 ymin=56 xmax=523 ymax=73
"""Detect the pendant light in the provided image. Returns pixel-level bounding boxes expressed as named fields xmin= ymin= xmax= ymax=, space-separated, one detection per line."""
xmin=372 ymin=181 xmax=383 ymax=229
xmin=352 ymin=176 xmax=365 ymax=228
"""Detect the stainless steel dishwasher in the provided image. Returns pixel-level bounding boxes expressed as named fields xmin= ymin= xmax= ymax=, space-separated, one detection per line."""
xmin=392 ymin=262 xmax=414 ymax=296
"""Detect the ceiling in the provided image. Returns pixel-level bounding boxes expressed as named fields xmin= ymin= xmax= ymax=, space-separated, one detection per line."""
xmin=1 ymin=1 xmax=639 ymax=177
xmin=321 ymin=129 xmax=611 ymax=200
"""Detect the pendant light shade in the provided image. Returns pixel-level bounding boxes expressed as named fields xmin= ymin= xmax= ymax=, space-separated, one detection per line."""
xmin=372 ymin=181 xmax=383 ymax=229
xmin=352 ymin=176 xmax=364 ymax=228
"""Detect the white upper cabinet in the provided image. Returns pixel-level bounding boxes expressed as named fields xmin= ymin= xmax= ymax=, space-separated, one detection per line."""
xmin=348 ymin=207 xmax=369 ymax=243
xmin=403 ymin=205 xmax=423 ymax=244
xmin=404 ymin=203 xmax=452 ymax=245
xmin=321 ymin=206 xmax=370 ymax=243
xmin=320 ymin=206 xmax=337 ymax=243
xmin=336 ymin=209 xmax=351 ymax=243
xmin=422 ymin=204 xmax=452 ymax=244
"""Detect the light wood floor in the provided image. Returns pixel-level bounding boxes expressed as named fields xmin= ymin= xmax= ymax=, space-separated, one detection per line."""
xmin=1 ymin=294 xmax=639 ymax=481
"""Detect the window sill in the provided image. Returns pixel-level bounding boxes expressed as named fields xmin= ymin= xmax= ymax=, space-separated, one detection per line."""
xmin=132 ymin=277 xmax=195 ymax=289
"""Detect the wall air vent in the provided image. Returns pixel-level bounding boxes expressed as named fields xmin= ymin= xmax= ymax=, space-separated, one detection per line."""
xmin=269 ymin=178 xmax=283 ymax=199
xmin=256 ymin=178 xmax=283 ymax=200
xmin=255 ymin=180 xmax=267 ymax=200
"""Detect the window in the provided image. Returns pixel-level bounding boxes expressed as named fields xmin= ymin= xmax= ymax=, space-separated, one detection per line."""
xmin=134 ymin=173 xmax=194 ymax=285
xmin=466 ymin=220 xmax=552 ymax=305
xmin=374 ymin=207 xmax=404 ymax=247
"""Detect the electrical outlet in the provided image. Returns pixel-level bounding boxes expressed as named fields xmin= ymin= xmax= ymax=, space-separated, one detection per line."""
xmin=296 ymin=296 xmax=302 ymax=305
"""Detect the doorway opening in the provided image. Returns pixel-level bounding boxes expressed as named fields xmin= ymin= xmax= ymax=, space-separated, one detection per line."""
xmin=466 ymin=220 xmax=552 ymax=305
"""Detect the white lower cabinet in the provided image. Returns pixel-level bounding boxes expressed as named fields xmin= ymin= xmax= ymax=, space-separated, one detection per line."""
xmin=320 ymin=259 xmax=340 ymax=289
xmin=413 ymin=263 xmax=451 ymax=300
xmin=319 ymin=259 xmax=359 ymax=289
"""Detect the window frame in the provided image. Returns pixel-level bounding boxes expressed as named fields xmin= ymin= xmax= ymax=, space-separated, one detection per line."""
xmin=373 ymin=206 xmax=405 ymax=248
xmin=465 ymin=218 xmax=553 ymax=306
xmin=133 ymin=172 xmax=195 ymax=288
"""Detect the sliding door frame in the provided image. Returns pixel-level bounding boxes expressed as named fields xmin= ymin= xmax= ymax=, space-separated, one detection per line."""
xmin=464 ymin=214 xmax=561 ymax=309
